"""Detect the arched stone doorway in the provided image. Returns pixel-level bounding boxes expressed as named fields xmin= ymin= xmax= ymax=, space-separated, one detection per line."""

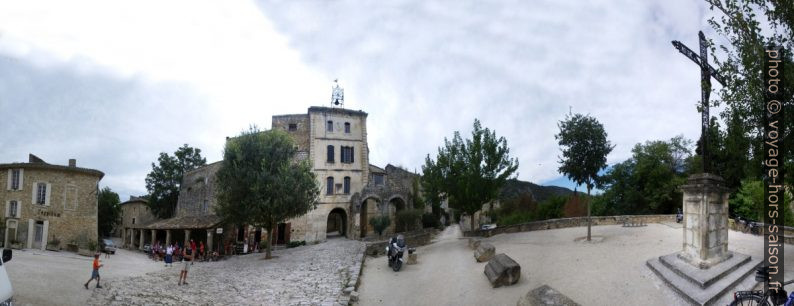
xmin=389 ymin=196 xmax=406 ymax=214
xmin=360 ymin=197 xmax=381 ymax=238
xmin=327 ymin=208 xmax=347 ymax=238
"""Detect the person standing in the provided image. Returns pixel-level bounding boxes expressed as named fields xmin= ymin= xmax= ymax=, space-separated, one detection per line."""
xmin=178 ymin=246 xmax=193 ymax=286
xmin=190 ymin=239 xmax=196 ymax=265
xmin=84 ymin=253 xmax=103 ymax=289
xmin=165 ymin=244 xmax=173 ymax=267
xmin=199 ymin=241 xmax=205 ymax=262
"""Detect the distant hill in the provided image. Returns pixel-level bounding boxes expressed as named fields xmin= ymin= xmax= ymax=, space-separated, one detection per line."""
xmin=499 ymin=179 xmax=581 ymax=203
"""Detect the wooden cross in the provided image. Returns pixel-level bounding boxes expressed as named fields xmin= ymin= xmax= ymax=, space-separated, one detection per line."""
xmin=671 ymin=31 xmax=726 ymax=174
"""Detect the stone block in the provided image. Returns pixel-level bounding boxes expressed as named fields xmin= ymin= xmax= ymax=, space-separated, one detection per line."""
xmin=407 ymin=253 xmax=417 ymax=265
xmin=484 ymin=253 xmax=520 ymax=288
xmin=349 ymin=291 xmax=359 ymax=302
xmin=517 ymin=285 xmax=580 ymax=306
xmin=474 ymin=243 xmax=495 ymax=262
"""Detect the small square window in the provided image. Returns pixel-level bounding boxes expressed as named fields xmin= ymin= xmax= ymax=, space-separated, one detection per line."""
xmin=288 ymin=123 xmax=297 ymax=131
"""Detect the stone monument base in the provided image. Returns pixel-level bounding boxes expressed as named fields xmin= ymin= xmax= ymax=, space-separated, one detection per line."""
xmin=647 ymin=251 xmax=761 ymax=306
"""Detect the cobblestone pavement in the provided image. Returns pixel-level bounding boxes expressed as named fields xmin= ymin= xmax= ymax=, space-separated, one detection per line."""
xmin=88 ymin=239 xmax=365 ymax=306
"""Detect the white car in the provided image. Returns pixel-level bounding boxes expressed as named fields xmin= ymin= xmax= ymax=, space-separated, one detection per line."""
xmin=0 ymin=249 xmax=13 ymax=305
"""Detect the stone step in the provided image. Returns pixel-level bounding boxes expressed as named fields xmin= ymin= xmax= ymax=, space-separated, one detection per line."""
xmin=647 ymin=253 xmax=762 ymax=306
xmin=659 ymin=252 xmax=751 ymax=289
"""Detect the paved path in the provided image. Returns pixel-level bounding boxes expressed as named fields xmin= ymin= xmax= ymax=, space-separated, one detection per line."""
xmin=7 ymin=248 xmax=165 ymax=306
xmin=88 ymin=238 xmax=364 ymax=306
xmin=357 ymin=223 xmax=794 ymax=306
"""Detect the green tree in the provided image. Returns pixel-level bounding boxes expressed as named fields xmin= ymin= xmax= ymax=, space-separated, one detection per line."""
xmin=97 ymin=187 xmax=121 ymax=237
xmin=556 ymin=113 xmax=614 ymax=241
xmin=145 ymin=144 xmax=206 ymax=218
xmin=411 ymin=177 xmax=426 ymax=210
xmin=706 ymin=0 xmax=794 ymax=188
xmin=215 ymin=126 xmax=320 ymax=259
xmin=421 ymin=119 xmax=519 ymax=232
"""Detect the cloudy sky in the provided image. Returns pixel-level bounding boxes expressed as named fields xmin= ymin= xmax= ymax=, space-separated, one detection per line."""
xmin=0 ymin=0 xmax=725 ymax=199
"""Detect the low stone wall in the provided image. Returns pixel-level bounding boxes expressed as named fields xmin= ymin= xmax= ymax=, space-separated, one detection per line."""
xmin=364 ymin=229 xmax=435 ymax=256
xmin=465 ymin=215 xmax=677 ymax=237
xmin=730 ymin=219 xmax=794 ymax=244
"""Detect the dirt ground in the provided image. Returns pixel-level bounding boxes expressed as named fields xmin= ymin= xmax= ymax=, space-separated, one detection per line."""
xmin=6 ymin=247 xmax=166 ymax=306
xmin=357 ymin=223 xmax=794 ymax=306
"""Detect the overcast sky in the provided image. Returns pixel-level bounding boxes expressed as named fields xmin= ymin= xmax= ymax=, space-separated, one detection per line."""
xmin=0 ymin=0 xmax=725 ymax=200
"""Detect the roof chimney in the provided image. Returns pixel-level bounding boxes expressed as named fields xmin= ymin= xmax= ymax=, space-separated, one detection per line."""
xmin=68 ymin=159 xmax=76 ymax=167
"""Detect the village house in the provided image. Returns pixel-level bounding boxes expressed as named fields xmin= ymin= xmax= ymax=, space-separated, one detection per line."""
xmin=119 ymin=196 xmax=158 ymax=249
xmin=0 ymin=154 xmax=103 ymax=250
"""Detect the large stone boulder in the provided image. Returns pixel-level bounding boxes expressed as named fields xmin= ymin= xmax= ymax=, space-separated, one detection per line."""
xmin=517 ymin=285 xmax=580 ymax=306
xmin=468 ymin=238 xmax=482 ymax=250
xmin=484 ymin=253 xmax=520 ymax=288
xmin=474 ymin=243 xmax=496 ymax=262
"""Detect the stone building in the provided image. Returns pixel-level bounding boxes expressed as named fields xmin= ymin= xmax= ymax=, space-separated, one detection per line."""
xmin=141 ymin=162 xmax=224 ymax=252
xmin=119 ymin=196 xmax=157 ymax=249
xmin=143 ymin=106 xmax=422 ymax=251
xmin=0 ymin=154 xmax=103 ymax=250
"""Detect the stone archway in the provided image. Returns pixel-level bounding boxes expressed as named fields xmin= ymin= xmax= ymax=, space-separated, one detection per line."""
xmin=359 ymin=196 xmax=381 ymax=238
xmin=389 ymin=196 xmax=407 ymax=214
xmin=327 ymin=208 xmax=347 ymax=238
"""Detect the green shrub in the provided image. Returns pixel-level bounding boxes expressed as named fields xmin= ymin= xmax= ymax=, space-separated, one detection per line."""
xmin=536 ymin=196 xmax=566 ymax=220
xmin=287 ymin=240 xmax=306 ymax=248
xmin=87 ymin=240 xmax=98 ymax=252
xmin=395 ymin=209 xmax=422 ymax=232
xmin=421 ymin=213 xmax=440 ymax=228
xmin=369 ymin=215 xmax=391 ymax=238
xmin=497 ymin=211 xmax=535 ymax=226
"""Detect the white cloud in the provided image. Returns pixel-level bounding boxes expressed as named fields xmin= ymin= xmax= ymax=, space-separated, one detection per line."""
xmin=0 ymin=0 xmax=725 ymax=198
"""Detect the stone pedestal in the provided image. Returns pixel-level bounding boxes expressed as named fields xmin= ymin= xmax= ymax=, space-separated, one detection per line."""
xmin=647 ymin=173 xmax=761 ymax=306
xmin=679 ymin=173 xmax=730 ymax=268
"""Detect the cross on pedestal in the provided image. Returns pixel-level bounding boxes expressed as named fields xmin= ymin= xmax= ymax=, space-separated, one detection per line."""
xmin=671 ymin=31 xmax=726 ymax=173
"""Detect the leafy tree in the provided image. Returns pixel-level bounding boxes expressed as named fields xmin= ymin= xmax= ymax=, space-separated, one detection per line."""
xmin=731 ymin=179 xmax=794 ymax=226
xmin=215 ymin=126 xmax=319 ymax=259
xmin=145 ymin=144 xmax=206 ymax=218
xmin=369 ymin=215 xmax=391 ymax=238
xmin=706 ymin=0 xmax=794 ymax=188
xmin=556 ymin=113 xmax=614 ymax=241
xmin=97 ymin=187 xmax=121 ymax=237
xmin=421 ymin=119 xmax=519 ymax=232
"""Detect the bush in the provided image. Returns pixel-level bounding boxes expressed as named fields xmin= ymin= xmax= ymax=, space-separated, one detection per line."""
xmin=498 ymin=211 xmax=534 ymax=226
xmin=287 ymin=240 xmax=306 ymax=248
xmin=536 ymin=196 xmax=566 ymax=220
xmin=395 ymin=209 xmax=422 ymax=232
xmin=421 ymin=213 xmax=440 ymax=228
xmin=495 ymin=195 xmax=567 ymax=226
xmin=369 ymin=215 xmax=391 ymax=238
xmin=87 ymin=239 xmax=98 ymax=252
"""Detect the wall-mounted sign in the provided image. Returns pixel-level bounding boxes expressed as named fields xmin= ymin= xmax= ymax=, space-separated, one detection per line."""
xmin=37 ymin=210 xmax=61 ymax=218
xmin=216 ymin=228 xmax=223 ymax=234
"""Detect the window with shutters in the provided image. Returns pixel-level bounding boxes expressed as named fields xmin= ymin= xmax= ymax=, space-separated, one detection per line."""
xmin=374 ymin=174 xmax=385 ymax=185
xmin=341 ymin=146 xmax=354 ymax=164
xmin=10 ymin=169 xmax=20 ymax=190
xmin=8 ymin=201 xmax=18 ymax=218
xmin=344 ymin=122 xmax=351 ymax=133
xmin=344 ymin=177 xmax=350 ymax=194
xmin=36 ymin=183 xmax=47 ymax=205
xmin=326 ymin=120 xmax=333 ymax=132
xmin=64 ymin=185 xmax=78 ymax=210
xmin=327 ymin=145 xmax=335 ymax=163
xmin=326 ymin=177 xmax=334 ymax=195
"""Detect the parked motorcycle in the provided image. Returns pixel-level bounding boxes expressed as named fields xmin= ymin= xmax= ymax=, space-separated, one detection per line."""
xmin=676 ymin=208 xmax=683 ymax=223
xmin=386 ymin=234 xmax=407 ymax=272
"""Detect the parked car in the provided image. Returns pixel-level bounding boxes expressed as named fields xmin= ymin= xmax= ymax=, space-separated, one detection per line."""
xmin=100 ymin=239 xmax=117 ymax=254
xmin=0 ymin=249 xmax=14 ymax=305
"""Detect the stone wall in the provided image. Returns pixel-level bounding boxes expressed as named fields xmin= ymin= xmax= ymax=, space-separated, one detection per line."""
xmin=272 ymin=114 xmax=311 ymax=151
xmin=176 ymin=162 xmax=221 ymax=217
xmin=0 ymin=163 xmax=102 ymax=250
xmin=464 ymin=215 xmax=677 ymax=237
xmin=364 ymin=228 xmax=435 ymax=256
